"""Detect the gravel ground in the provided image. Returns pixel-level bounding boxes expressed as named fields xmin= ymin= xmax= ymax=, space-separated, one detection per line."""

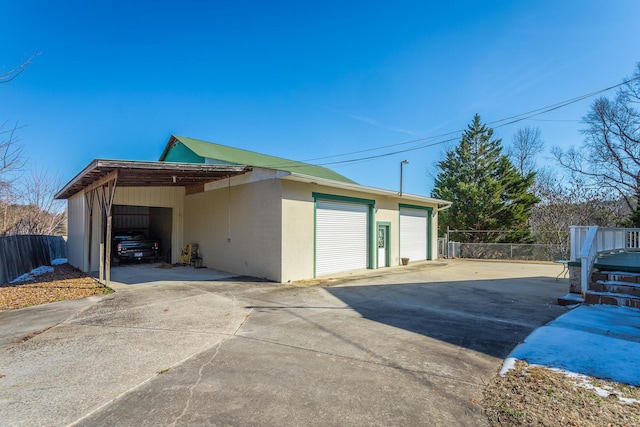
xmin=483 ymin=360 xmax=640 ymax=426
xmin=0 ymin=263 xmax=112 ymax=310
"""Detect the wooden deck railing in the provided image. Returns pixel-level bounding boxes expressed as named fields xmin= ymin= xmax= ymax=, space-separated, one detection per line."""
xmin=628 ymin=229 xmax=640 ymax=250
xmin=570 ymin=226 xmax=640 ymax=296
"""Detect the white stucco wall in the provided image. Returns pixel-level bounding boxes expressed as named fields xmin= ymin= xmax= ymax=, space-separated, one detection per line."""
xmin=280 ymin=179 xmax=439 ymax=282
xmin=184 ymin=177 xmax=283 ymax=281
xmin=66 ymin=191 xmax=87 ymax=271
xmin=280 ymin=181 xmax=315 ymax=282
xmin=66 ymin=175 xmax=441 ymax=283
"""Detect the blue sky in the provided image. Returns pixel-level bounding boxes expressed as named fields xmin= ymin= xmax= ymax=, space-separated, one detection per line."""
xmin=1 ymin=0 xmax=639 ymax=197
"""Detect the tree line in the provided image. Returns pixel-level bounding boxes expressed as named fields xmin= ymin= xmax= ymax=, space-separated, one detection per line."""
xmin=432 ymin=63 xmax=640 ymax=247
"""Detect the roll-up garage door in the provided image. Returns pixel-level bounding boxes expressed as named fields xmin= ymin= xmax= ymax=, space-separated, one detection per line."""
xmin=400 ymin=208 xmax=428 ymax=261
xmin=316 ymin=200 xmax=369 ymax=277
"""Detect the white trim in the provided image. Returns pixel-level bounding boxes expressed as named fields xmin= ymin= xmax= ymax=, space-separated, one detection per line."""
xmin=203 ymin=168 xmax=289 ymax=191
xmin=283 ymin=172 xmax=451 ymax=210
xmin=202 ymin=167 xmax=452 ymax=210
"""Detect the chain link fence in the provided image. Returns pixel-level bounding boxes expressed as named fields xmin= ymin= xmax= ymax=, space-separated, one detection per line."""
xmin=439 ymin=238 xmax=567 ymax=262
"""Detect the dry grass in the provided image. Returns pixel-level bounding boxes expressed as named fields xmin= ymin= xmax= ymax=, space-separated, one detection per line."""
xmin=483 ymin=360 xmax=640 ymax=426
xmin=0 ymin=263 xmax=112 ymax=310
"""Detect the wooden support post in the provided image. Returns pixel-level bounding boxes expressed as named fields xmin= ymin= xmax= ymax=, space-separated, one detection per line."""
xmin=97 ymin=188 xmax=105 ymax=283
xmin=99 ymin=241 xmax=104 ymax=283
xmin=84 ymin=190 xmax=95 ymax=274
xmin=105 ymin=212 xmax=112 ymax=285
xmin=94 ymin=170 xmax=118 ymax=285
xmin=104 ymin=177 xmax=117 ymax=286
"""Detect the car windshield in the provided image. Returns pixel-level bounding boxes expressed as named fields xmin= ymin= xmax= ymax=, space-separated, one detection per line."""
xmin=114 ymin=231 xmax=146 ymax=241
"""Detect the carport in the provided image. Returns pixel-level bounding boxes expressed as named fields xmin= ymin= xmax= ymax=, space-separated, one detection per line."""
xmin=55 ymin=160 xmax=251 ymax=285
xmin=57 ymin=135 xmax=451 ymax=283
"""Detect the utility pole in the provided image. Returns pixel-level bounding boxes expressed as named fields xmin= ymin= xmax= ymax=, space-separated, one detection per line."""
xmin=399 ymin=160 xmax=409 ymax=196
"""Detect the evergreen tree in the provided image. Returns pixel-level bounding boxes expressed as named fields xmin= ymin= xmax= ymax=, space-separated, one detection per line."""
xmin=432 ymin=115 xmax=538 ymax=243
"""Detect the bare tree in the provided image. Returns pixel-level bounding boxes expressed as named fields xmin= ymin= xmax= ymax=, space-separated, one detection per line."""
xmin=0 ymin=53 xmax=66 ymax=236
xmin=0 ymin=167 xmax=66 ymax=236
xmin=552 ymin=63 xmax=640 ymax=224
xmin=0 ymin=122 xmax=26 ymax=234
xmin=509 ymin=126 xmax=544 ymax=176
xmin=9 ymin=166 xmax=66 ymax=235
xmin=0 ymin=52 xmax=39 ymax=84
xmin=530 ymin=169 xmax=629 ymax=253
xmin=0 ymin=55 xmax=32 ymax=234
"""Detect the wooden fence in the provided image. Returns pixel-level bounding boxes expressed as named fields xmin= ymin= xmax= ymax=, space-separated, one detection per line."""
xmin=0 ymin=235 xmax=67 ymax=285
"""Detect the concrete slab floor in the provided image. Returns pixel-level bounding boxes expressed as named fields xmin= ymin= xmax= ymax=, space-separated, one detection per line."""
xmin=106 ymin=262 xmax=238 ymax=289
xmin=0 ymin=260 xmax=568 ymax=426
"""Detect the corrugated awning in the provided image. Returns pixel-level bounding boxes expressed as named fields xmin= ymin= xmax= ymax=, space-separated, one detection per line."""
xmin=55 ymin=159 xmax=251 ymax=199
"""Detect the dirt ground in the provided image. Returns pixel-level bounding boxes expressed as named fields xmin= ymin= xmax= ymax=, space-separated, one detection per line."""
xmin=483 ymin=360 xmax=640 ymax=426
xmin=0 ymin=263 xmax=112 ymax=310
xmin=2 ymin=265 xmax=638 ymax=425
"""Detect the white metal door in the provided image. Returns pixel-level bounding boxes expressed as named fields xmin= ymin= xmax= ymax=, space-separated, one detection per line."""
xmin=378 ymin=225 xmax=388 ymax=268
xmin=400 ymin=208 xmax=428 ymax=262
xmin=316 ymin=200 xmax=369 ymax=276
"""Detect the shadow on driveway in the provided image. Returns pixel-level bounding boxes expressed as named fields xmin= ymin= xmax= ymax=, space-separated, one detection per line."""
xmin=0 ymin=260 xmax=570 ymax=426
xmin=319 ymin=274 xmax=567 ymax=359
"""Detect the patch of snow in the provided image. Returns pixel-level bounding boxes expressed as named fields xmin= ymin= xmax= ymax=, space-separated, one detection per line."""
xmin=51 ymin=258 xmax=67 ymax=266
xmin=549 ymin=367 xmax=640 ymax=405
xmin=503 ymin=305 xmax=640 ymax=386
xmin=31 ymin=266 xmax=54 ymax=276
xmin=619 ymin=396 xmax=640 ymax=405
xmin=499 ymin=357 xmax=517 ymax=376
xmin=598 ymin=280 xmax=640 ymax=289
xmin=10 ymin=273 xmax=35 ymax=283
xmin=588 ymin=291 xmax=640 ymax=303
xmin=560 ymin=293 xmax=583 ymax=302
xmin=9 ymin=264 xmax=56 ymax=284
xmin=506 ymin=363 xmax=640 ymax=405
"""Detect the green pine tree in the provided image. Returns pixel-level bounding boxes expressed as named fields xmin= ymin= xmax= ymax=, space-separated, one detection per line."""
xmin=431 ymin=114 xmax=538 ymax=243
xmin=623 ymin=188 xmax=640 ymax=228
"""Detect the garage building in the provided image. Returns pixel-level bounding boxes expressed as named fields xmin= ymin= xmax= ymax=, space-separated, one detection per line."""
xmin=56 ymin=135 xmax=451 ymax=283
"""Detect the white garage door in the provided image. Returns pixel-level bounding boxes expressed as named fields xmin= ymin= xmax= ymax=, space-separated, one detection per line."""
xmin=316 ymin=200 xmax=369 ymax=277
xmin=400 ymin=208 xmax=428 ymax=262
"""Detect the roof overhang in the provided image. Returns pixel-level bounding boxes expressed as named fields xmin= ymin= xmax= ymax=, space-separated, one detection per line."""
xmin=283 ymin=172 xmax=453 ymax=211
xmin=158 ymin=135 xmax=179 ymax=161
xmin=55 ymin=159 xmax=252 ymax=199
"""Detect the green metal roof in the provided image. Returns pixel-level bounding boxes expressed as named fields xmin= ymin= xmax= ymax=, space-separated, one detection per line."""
xmin=160 ymin=135 xmax=357 ymax=184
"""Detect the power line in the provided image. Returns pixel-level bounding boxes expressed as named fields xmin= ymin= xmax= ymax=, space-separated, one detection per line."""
xmin=265 ymin=74 xmax=640 ymax=170
xmin=525 ymin=119 xmax=580 ymax=122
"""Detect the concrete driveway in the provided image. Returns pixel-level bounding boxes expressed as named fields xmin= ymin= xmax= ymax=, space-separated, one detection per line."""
xmin=0 ymin=260 xmax=567 ymax=426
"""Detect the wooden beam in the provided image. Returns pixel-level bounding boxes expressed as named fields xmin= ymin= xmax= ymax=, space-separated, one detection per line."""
xmin=93 ymin=172 xmax=118 ymax=285
xmin=99 ymin=239 xmax=104 ymax=283
xmin=105 ymin=212 xmax=113 ymax=286
xmin=185 ymin=183 xmax=205 ymax=195
xmin=84 ymin=169 xmax=118 ymax=194
xmin=104 ymin=177 xmax=117 ymax=286
xmin=84 ymin=190 xmax=95 ymax=273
